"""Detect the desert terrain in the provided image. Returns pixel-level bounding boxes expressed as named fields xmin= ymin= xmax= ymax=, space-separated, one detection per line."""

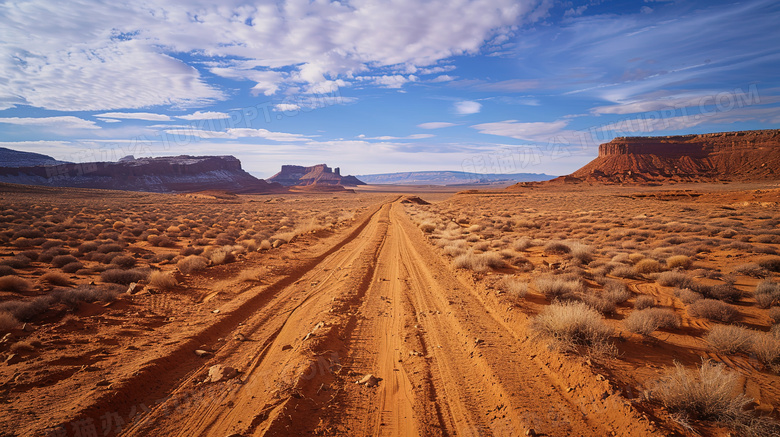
xmin=1 ymin=179 xmax=779 ymax=437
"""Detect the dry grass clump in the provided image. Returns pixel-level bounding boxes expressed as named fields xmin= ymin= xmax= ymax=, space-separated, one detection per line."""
xmin=656 ymin=271 xmax=693 ymax=288
xmin=667 ymin=255 xmax=692 ymax=269
xmin=688 ymin=299 xmax=738 ymax=322
xmin=0 ymin=275 xmax=30 ymax=292
xmin=544 ymin=241 xmax=571 ymax=255
xmin=733 ymin=263 xmax=770 ymax=278
xmin=534 ymin=276 xmax=584 ymax=300
xmin=452 ymin=251 xmax=504 ymax=272
xmin=1 ymin=255 xmax=32 ymax=269
xmin=177 ymin=255 xmax=209 ymax=274
xmin=635 ymin=258 xmax=663 ymax=274
xmin=757 ymin=256 xmax=780 ymax=273
xmin=110 ymin=255 xmax=137 ymax=269
xmin=624 ymin=308 xmax=680 ymax=335
xmin=611 ymin=265 xmax=638 ymax=279
xmin=650 ymin=361 xmax=753 ymax=423
xmin=148 ymin=270 xmax=178 ymax=290
xmin=0 ymin=311 xmax=19 ymax=332
xmin=0 ymin=265 xmax=15 ymax=277
xmin=531 ymin=301 xmax=613 ymax=354
xmin=706 ymin=325 xmax=780 ymax=373
xmin=769 ymin=307 xmax=780 ymax=324
xmin=511 ymin=237 xmax=532 ymax=251
xmin=208 ymin=247 xmax=235 ymax=266
xmin=419 ymin=221 xmax=436 ymax=233
xmin=40 ymin=272 xmax=73 ymax=286
xmin=581 ymin=294 xmax=616 ymax=315
xmin=51 ymin=254 xmax=79 ymax=269
xmin=499 ymin=276 xmax=528 ymax=303
xmin=100 ymin=268 xmax=147 ymax=285
xmin=258 ymin=240 xmax=272 ymax=251
xmin=755 ymin=280 xmax=780 ymax=309
xmin=61 ymin=262 xmax=84 ymax=274
xmin=602 ymin=280 xmax=631 ymax=304
xmin=0 ymin=285 xmax=120 ymax=321
xmin=674 ymin=288 xmax=703 ymax=304
xmin=634 ymin=295 xmax=656 ymax=310
xmin=690 ymin=282 xmax=741 ymax=303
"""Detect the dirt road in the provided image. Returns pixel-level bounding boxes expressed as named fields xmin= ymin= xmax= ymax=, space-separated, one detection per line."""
xmin=57 ymin=200 xmax=657 ymax=436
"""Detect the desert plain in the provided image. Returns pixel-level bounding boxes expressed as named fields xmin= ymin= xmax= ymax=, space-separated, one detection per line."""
xmin=0 ymin=181 xmax=779 ymax=437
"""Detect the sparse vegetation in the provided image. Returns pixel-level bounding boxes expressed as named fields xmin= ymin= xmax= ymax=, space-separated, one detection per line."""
xmin=534 ymin=276 xmax=584 ymax=300
xmin=531 ymin=301 xmax=613 ymax=354
xmin=177 ymin=255 xmax=209 ymax=274
xmin=148 ymin=270 xmax=178 ymax=290
xmin=624 ymin=308 xmax=680 ymax=335
xmin=100 ymin=268 xmax=147 ymax=285
xmin=0 ymin=275 xmax=31 ymax=292
xmin=688 ymin=299 xmax=738 ymax=322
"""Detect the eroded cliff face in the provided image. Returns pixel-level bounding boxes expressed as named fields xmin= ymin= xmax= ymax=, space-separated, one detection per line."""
xmin=569 ymin=130 xmax=780 ymax=183
xmin=0 ymin=155 xmax=283 ymax=193
xmin=268 ymin=164 xmax=365 ymax=186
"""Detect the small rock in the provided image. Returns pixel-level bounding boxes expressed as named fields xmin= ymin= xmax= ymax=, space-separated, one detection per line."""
xmin=96 ymin=380 xmax=110 ymax=387
xmin=195 ymin=349 xmax=211 ymax=357
xmin=526 ymin=429 xmax=536 ymax=436
xmin=212 ymin=309 xmax=220 ymax=314
xmin=355 ymin=374 xmax=381 ymax=388
xmin=234 ymin=333 xmax=246 ymax=342
xmin=126 ymin=282 xmax=138 ymax=294
xmin=5 ymin=354 xmax=23 ymax=365
xmin=281 ymin=344 xmax=293 ymax=351
xmin=303 ymin=332 xmax=315 ymax=341
xmin=22 ymin=323 xmax=35 ymax=332
xmin=207 ymin=364 xmax=238 ymax=383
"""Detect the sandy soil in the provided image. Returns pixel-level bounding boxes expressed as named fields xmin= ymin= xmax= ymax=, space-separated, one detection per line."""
xmin=1 ymin=182 xmax=779 ymax=436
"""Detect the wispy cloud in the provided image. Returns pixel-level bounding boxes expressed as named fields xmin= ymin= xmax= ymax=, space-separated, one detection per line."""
xmin=364 ymin=134 xmax=435 ymax=140
xmin=177 ymin=111 xmax=230 ymax=120
xmin=164 ymin=127 xmax=311 ymax=142
xmin=95 ymin=112 xmax=172 ymax=121
xmin=418 ymin=122 xmax=457 ymax=129
xmin=0 ymin=116 xmax=99 ymax=129
xmin=471 ymin=119 xmax=570 ymax=141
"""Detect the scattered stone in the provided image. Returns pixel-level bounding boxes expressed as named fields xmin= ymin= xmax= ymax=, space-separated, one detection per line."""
xmin=355 ymin=374 xmax=381 ymax=388
xmin=212 ymin=309 xmax=220 ymax=314
xmin=5 ymin=354 xmax=23 ymax=365
xmin=234 ymin=333 xmax=246 ymax=342
xmin=303 ymin=332 xmax=315 ymax=341
xmin=22 ymin=323 xmax=35 ymax=332
xmin=126 ymin=282 xmax=138 ymax=294
xmin=96 ymin=380 xmax=110 ymax=387
xmin=195 ymin=349 xmax=211 ymax=357
xmin=281 ymin=344 xmax=293 ymax=351
xmin=526 ymin=429 xmax=537 ymax=436
xmin=207 ymin=364 xmax=238 ymax=383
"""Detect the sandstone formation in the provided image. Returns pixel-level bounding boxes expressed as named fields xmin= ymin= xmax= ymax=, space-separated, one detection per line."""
xmin=268 ymin=164 xmax=365 ymax=186
xmin=518 ymin=129 xmax=780 ymax=187
xmin=0 ymin=154 xmax=284 ymax=193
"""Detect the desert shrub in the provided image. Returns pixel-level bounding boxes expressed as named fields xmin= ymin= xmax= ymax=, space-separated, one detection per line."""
xmin=531 ymin=301 xmax=613 ymax=353
xmin=453 ymin=251 xmax=504 ymax=272
xmin=651 ymin=361 xmax=752 ymax=421
xmin=40 ymin=272 xmax=73 ymax=286
xmin=0 ymin=275 xmax=30 ymax=292
xmin=56 ymin=284 xmax=121 ymax=309
xmin=688 ymin=299 xmax=738 ymax=322
xmin=581 ymin=294 xmax=616 ymax=314
xmin=603 ymin=280 xmax=631 ymax=304
xmin=100 ymin=268 xmax=147 ymax=285
xmin=568 ymin=242 xmax=593 ymax=264
xmin=148 ymin=234 xmax=174 ymax=247
xmin=751 ymin=334 xmax=780 ymax=372
xmin=544 ymin=241 xmax=571 ymax=254
xmin=419 ymin=221 xmax=436 ymax=233
xmin=209 ymin=248 xmax=235 ymax=266
xmin=766 ymin=308 xmax=780 ymax=327
xmin=674 ymin=288 xmax=703 ymax=304
xmin=40 ymin=239 xmax=64 ymax=250
xmin=96 ymin=243 xmax=122 ymax=254
xmin=499 ymin=276 xmax=528 ymax=303
xmin=611 ymin=265 xmax=638 ymax=279
xmin=258 ymin=240 xmax=272 ymax=251
xmin=148 ymin=270 xmax=178 ymax=290
xmin=691 ymin=282 xmax=741 ymax=302
xmin=177 ymin=255 xmax=209 ymax=274
xmin=733 ymin=263 xmax=770 ymax=278
xmin=705 ymin=325 xmax=755 ymax=354
xmin=151 ymin=252 xmax=176 ymax=263
xmin=635 ymin=259 xmax=663 ymax=274
xmin=110 ymin=255 xmax=137 ymax=269
xmin=511 ymin=237 xmax=532 ymax=251
xmin=0 ymin=255 xmax=31 ymax=269
xmin=656 ymin=271 xmax=693 ymax=288
xmin=0 ymin=265 xmax=15 ymax=277
xmin=624 ymin=308 xmax=681 ymax=335
xmin=0 ymin=311 xmax=19 ymax=332
xmin=534 ymin=276 xmax=584 ymax=300
xmin=667 ymin=255 xmax=692 ymax=269
xmin=180 ymin=246 xmax=203 ymax=256
xmin=634 ymin=295 xmax=656 ymax=310
xmin=51 ymin=254 xmax=79 ymax=268
xmin=482 ymin=252 xmax=505 ymax=268
xmin=61 ymin=262 xmax=84 ymax=274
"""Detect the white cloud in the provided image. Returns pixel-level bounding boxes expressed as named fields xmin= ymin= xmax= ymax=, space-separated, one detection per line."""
xmin=430 ymin=75 xmax=455 ymax=83
xmin=418 ymin=122 xmax=457 ymax=129
xmin=94 ymin=112 xmax=172 ymax=121
xmin=0 ymin=0 xmax=550 ymax=110
xmin=274 ymin=104 xmax=301 ymax=112
xmin=454 ymin=101 xmax=482 ymax=115
xmin=471 ymin=119 xmax=570 ymax=141
xmin=177 ymin=111 xmax=230 ymax=120
xmin=0 ymin=116 xmax=99 ymax=129
xmin=164 ymin=127 xmax=310 ymax=142
xmin=364 ymin=75 xmax=418 ymax=89
xmin=365 ymin=134 xmax=435 ymax=140
xmin=98 ymin=118 xmax=121 ymax=123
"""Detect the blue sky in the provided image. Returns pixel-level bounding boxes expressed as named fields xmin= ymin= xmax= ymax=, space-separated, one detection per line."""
xmin=1 ymin=0 xmax=778 ymax=178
